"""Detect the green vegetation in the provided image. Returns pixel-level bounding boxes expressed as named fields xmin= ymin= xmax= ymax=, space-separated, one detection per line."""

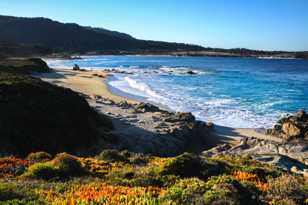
xmin=160 ymin=153 xmax=228 ymax=179
xmin=0 ymin=183 xmax=46 ymax=204
xmin=0 ymin=58 xmax=114 ymax=156
xmin=23 ymin=153 xmax=87 ymax=180
xmin=0 ymin=58 xmax=50 ymax=74
xmin=97 ymin=149 xmax=129 ymax=163
xmin=26 ymin=152 xmax=52 ymax=162
xmin=0 ymin=58 xmax=307 ymax=204
xmin=0 ymin=150 xmax=307 ymax=204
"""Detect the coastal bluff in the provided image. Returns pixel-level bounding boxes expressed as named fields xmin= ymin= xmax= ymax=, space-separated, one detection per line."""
xmin=0 ymin=58 xmax=113 ymax=156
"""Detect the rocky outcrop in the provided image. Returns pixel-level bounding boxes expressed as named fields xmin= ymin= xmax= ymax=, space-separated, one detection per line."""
xmin=134 ymin=102 xmax=161 ymax=113
xmin=267 ymin=110 xmax=308 ymax=141
xmin=91 ymin=97 xmax=213 ymax=156
xmin=202 ymin=137 xmax=308 ymax=174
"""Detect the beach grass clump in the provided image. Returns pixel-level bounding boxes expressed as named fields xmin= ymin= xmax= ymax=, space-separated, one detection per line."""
xmin=213 ymin=154 xmax=284 ymax=178
xmin=0 ymin=182 xmax=45 ymax=204
xmin=22 ymin=162 xmax=59 ymax=180
xmin=163 ymin=178 xmax=207 ymax=204
xmin=52 ymin=153 xmax=87 ymax=177
xmin=26 ymin=151 xmax=52 ymax=162
xmin=159 ymin=153 xmax=227 ymax=179
xmin=265 ymin=175 xmax=308 ymax=204
xmin=120 ymin=150 xmax=149 ymax=165
xmin=203 ymin=175 xmax=259 ymax=205
xmin=23 ymin=153 xmax=88 ymax=180
xmin=97 ymin=149 xmax=128 ymax=163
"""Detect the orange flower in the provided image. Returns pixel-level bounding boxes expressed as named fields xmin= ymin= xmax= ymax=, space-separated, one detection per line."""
xmin=232 ymin=171 xmax=269 ymax=192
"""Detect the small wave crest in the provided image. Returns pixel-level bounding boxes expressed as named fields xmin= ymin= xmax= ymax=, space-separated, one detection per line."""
xmin=123 ymin=77 xmax=163 ymax=99
xmin=158 ymin=66 xmax=208 ymax=75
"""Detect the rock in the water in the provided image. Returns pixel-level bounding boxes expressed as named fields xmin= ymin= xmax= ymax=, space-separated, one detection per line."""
xmin=187 ymin=70 xmax=197 ymax=75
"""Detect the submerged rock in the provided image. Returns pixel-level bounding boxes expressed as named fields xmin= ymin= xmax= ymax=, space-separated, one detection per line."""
xmin=187 ymin=70 xmax=197 ymax=75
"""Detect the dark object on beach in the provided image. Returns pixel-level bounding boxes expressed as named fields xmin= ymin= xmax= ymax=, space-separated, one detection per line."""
xmin=267 ymin=110 xmax=308 ymax=141
xmin=73 ymin=64 xmax=80 ymax=71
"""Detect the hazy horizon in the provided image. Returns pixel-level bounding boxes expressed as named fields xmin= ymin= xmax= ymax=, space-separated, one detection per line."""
xmin=0 ymin=0 xmax=307 ymax=51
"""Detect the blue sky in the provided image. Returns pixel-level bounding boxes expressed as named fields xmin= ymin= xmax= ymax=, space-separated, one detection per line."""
xmin=0 ymin=0 xmax=307 ymax=51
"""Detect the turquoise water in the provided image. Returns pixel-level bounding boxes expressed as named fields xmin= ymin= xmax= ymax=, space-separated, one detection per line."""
xmin=47 ymin=56 xmax=308 ymax=128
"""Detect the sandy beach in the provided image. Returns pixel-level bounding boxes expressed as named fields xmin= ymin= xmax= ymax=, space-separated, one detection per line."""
xmin=37 ymin=68 xmax=137 ymax=104
xmin=36 ymin=68 xmax=284 ymax=150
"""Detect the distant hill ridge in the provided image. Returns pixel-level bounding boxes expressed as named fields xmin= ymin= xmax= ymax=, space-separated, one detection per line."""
xmin=0 ymin=15 xmax=204 ymax=53
xmin=0 ymin=15 xmax=307 ymax=59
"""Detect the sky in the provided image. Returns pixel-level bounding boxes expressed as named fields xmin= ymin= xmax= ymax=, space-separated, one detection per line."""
xmin=0 ymin=0 xmax=307 ymax=51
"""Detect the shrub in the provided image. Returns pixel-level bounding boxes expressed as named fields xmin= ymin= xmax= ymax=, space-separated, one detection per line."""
xmin=26 ymin=152 xmax=52 ymax=162
xmin=53 ymin=153 xmax=86 ymax=177
xmin=204 ymin=175 xmax=259 ymax=205
xmin=266 ymin=175 xmax=307 ymax=204
xmin=23 ymin=153 xmax=87 ymax=180
xmin=22 ymin=162 xmax=58 ymax=180
xmin=164 ymin=178 xmax=207 ymax=204
xmin=160 ymin=153 xmax=226 ymax=179
xmin=97 ymin=149 xmax=128 ymax=163
xmin=0 ymin=183 xmax=45 ymax=204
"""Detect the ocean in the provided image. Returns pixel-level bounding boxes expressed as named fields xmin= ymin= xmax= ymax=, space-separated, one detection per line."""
xmin=46 ymin=55 xmax=308 ymax=128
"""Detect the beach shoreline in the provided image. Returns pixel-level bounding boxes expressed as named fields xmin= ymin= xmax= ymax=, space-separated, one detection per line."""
xmin=36 ymin=67 xmax=284 ymax=147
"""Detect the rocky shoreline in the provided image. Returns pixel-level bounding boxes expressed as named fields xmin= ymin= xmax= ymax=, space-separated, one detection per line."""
xmin=36 ymin=68 xmax=308 ymax=177
xmin=1 ymin=59 xmax=308 ymax=204
xmin=89 ymin=96 xmax=213 ymax=156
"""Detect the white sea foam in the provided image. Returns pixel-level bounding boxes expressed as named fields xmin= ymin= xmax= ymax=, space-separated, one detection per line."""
xmin=123 ymin=77 xmax=163 ymax=99
xmin=158 ymin=66 xmax=207 ymax=75
xmin=45 ymin=58 xmax=209 ymax=76
xmin=108 ymin=75 xmax=283 ymax=128
xmin=45 ymin=56 xmax=296 ymax=129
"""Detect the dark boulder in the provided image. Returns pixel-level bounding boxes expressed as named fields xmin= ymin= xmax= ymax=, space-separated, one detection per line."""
xmin=187 ymin=70 xmax=197 ymax=75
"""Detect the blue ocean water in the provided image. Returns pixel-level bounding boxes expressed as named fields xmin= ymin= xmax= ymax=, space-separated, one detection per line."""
xmin=46 ymin=56 xmax=308 ymax=128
